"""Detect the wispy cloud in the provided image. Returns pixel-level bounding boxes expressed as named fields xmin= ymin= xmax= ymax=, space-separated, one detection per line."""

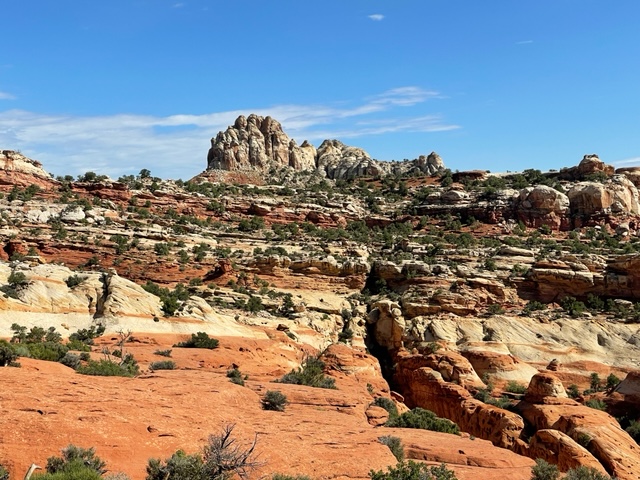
xmin=368 ymin=14 xmax=384 ymax=21
xmin=0 ymin=91 xmax=16 ymax=100
xmin=516 ymin=40 xmax=533 ymax=45
xmin=613 ymin=157 xmax=640 ymax=168
xmin=173 ymin=2 xmax=185 ymax=8
xmin=0 ymin=87 xmax=457 ymax=179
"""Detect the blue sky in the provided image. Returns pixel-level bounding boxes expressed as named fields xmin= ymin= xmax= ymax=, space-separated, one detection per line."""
xmin=1 ymin=1 xmax=639 ymax=179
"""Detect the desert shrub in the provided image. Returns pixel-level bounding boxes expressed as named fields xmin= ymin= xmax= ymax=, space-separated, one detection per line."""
xmin=379 ymin=435 xmax=404 ymax=462
xmin=278 ymin=355 xmax=336 ymax=389
xmin=564 ymin=466 xmax=615 ymax=480
xmin=26 ymin=342 xmax=69 ymax=362
xmin=272 ymin=475 xmax=312 ymax=480
xmin=173 ymin=332 xmax=219 ymax=350
xmin=369 ymin=460 xmax=457 ymax=480
xmin=150 ymin=360 xmax=176 ymax=371
xmin=589 ymin=373 xmax=602 ymax=392
xmin=606 ymin=373 xmax=620 ymax=390
xmin=567 ymin=384 xmax=580 ymax=398
xmin=46 ymin=445 xmax=107 ymax=476
xmin=560 ymin=296 xmax=586 ymax=317
xmin=576 ymin=433 xmax=592 ymax=448
xmin=65 ymin=275 xmax=87 ymax=288
xmin=146 ymin=450 xmax=205 ymax=480
xmin=372 ymin=397 xmax=399 ymax=421
xmin=154 ymin=349 xmax=172 ymax=357
xmin=201 ymin=424 xmax=260 ymax=480
xmin=505 ymin=381 xmax=527 ymax=394
xmin=0 ymin=464 xmax=8 ymax=480
xmin=60 ymin=352 xmax=82 ymax=370
xmin=585 ymin=399 xmax=607 ymax=411
xmin=7 ymin=270 xmax=28 ymax=286
xmin=69 ymin=325 xmax=105 ymax=346
xmin=386 ymin=408 xmax=460 ymax=435
xmin=0 ymin=340 xmax=18 ymax=366
xmin=523 ymin=301 xmax=546 ymax=314
xmin=76 ymin=354 xmax=139 ymax=377
xmin=487 ymin=303 xmax=505 ymax=315
xmin=66 ymin=339 xmax=92 ymax=352
xmin=625 ymin=420 xmax=640 ymax=444
xmin=530 ymin=458 xmax=560 ymax=480
xmin=227 ymin=368 xmax=246 ymax=386
xmin=262 ymin=390 xmax=288 ymax=411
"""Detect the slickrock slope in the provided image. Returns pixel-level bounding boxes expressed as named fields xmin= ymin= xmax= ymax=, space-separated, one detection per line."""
xmin=0 ymin=336 xmax=535 ymax=480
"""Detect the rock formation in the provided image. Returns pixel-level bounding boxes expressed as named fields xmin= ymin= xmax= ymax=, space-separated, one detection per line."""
xmin=206 ymin=115 xmax=445 ymax=180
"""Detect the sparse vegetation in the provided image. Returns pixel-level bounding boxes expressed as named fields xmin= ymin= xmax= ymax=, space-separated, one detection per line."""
xmin=150 ymin=360 xmax=176 ymax=371
xmin=278 ymin=354 xmax=336 ymax=389
xmin=369 ymin=461 xmax=457 ymax=480
xmin=385 ymin=408 xmax=460 ymax=435
xmin=262 ymin=390 xmax=288 ymax=411
xmin=173 ymin=332 xmax=219 ymax=350
xmin=378 ymin=436 xmax=404 ymax=462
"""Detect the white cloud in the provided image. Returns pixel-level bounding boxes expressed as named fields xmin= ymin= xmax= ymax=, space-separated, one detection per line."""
xmin=0 ymin=86 xmax=457 ymax=179
xmin=613 ymin=157 xmax=640 ymax=168
xmin=0 ymin=91 xmax=16 ymax=100
xmin=173 ymin=2 xmax=185 ymax=8
xmin=368 ymin=14 xmax=384 ymax=21
xmin=516 ymin=40 xmax=533 ymax=45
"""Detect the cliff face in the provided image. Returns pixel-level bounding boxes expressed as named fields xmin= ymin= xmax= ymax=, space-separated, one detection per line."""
xmin=206 ymin=114 xmax=445 ymax=180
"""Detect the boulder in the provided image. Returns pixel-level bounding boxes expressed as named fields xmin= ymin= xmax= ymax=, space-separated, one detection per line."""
xmin=567 ymin=176 xmax=640 ymax=216
xmin=515 ymin=185 xmax=570 ymax=229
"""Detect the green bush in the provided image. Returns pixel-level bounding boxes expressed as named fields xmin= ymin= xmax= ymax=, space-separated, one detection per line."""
xmin=0 ymin=464 xmax=8 ymax=480
xmin=154 ymin=349 xmax=172 ymax=357
xmin=173 ymin=332 xmax=219 ymax=350
xmin=278 ymin=355 xmax=336 ymax=389
xmin=76 ymin=355 xmax=139 ymax=377
xmin=564 ymin=466 xmax=615 ymax=480
xmin=385 ymin=408 xmax=460 ymax=435
xmin=60 ymin=352 xmax=82 ymax=370
xmin=585 ymin=399 xmax=607 ymax=411
xmin=372 ymin=397 xmax=399 ymax=421
xmin=262 ymin=390 xmax=288 ymax=412
xmin=560 ymin=296 xmax=586 ymax=317
xmin=625 ymin=420 xmax=640 ymax=444
xmin=0 ymin=340 xmax=18 ymax=366
xmin=146 ymin=450 xmax=205 ymax=480
xmin=69 ymin=325 xmax=105 ymax=346
xmin=379 ymin=435 xmax=404 ymax=462
xmin=369 ymin=461 xmax=457 ymax=480
xmin=272 ymin=475 xmax=312 ymax=480
xmin=46 ymin=445 xmax=107 ymax=476
xmin=26 ymin=341 xmax=69 ymax=362
xmin=530 ymin=458 xmax=560 ymax=480
xmin=65 ymin=275 xmax=88 ymax=288
xmin=523 ymin=301 xmax=547 ymax=314
xmin=505 ymin=381 xmax=527 ymax=394
xmin=150 ymin=360 xmax=176 ymax=371
xmin=567 ymin=384 xmax=580 ymax=399
xmin=226 ymin=368 xmax=246 ymax=386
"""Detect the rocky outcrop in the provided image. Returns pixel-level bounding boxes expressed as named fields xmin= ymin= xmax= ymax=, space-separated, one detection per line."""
xmin=524 ymin=254 xmax=640 ymax=301
xmin=206 ymin=115 xmax=445 ymax=181
xmin=367 ymin=299 xmax=405 ymax=349
xmin=517 ymin=372 xmax=640 ymax=480
xmin=527 ymin=429 xmax=606 ymax=473
xmin=394 ymin=352 xmax=525 ymax=449
xmin=567 ymin=176 xmax=640 ymax=216
xmin=558 ymin=154 xmax=615 ymax=181
xmin=207 ymin=115 xmax=316 ymax=172
xmin=515 ymin=185 xmax=570 ymax=229
xmin=0 ymin=150 xmax=56 ymax=189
